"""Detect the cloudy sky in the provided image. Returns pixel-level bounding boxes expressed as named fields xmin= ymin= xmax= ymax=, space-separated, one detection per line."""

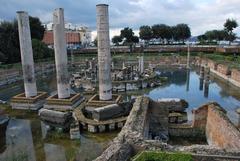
xmin=1 ymin=0 xmax=240 ymax=39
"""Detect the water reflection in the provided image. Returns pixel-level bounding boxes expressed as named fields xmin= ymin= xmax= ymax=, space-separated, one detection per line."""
xmin=149 ymin=67 xmax=240 ymax=125
xmin=204 ymin=80 xmax=210 ymax=98
xmin=186 ymin=69 xmax=190 ymax=92
xmin=0 ymin=118 xmax=116 ymax=161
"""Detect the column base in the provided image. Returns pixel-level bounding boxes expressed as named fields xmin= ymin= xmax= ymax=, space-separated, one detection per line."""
xmin=44 ymin=93 xmax=85 ymax=111
xmin=10 ymin=92 xmax=48 ymax=110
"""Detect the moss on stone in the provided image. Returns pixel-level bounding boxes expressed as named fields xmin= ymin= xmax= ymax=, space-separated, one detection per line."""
xmin=133 ymin=151 xmax=193 ymax=161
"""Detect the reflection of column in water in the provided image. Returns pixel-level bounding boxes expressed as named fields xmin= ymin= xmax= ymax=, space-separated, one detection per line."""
xmin=187 ymin=44 xmax=190 ymax=69
xmin=204 ymin=67 xmax=210 ymax=98
xmin=204 ymin=81 xmax=209 ymax=98
xmin=199 ymin=78 xmax=204 ymax=91
xmin=186 ymin=69 xmax=190 ymax=92
xmin=200 ymin=66 xmax=205 ymax=78
xmin=199 ymin=66 xmax=205 ymax=91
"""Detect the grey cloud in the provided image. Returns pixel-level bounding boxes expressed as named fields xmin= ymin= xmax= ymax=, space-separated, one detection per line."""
xmin=0 ymin=0 xmax=239 ymax=36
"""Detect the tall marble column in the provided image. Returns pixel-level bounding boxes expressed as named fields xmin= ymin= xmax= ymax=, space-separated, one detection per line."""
xmin=17 ymin=11 xmax=37 ymax=98
xmin=53 ymin=8 xmax=70 ymax=99
xmin=96 ymin=4 xmax=112 ymax=100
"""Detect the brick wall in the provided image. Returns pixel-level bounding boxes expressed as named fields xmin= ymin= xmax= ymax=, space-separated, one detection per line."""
xmin=207 ymin=60 xmax=217 ymax=70
xmin=192 ymin=104 xmax=209 ymax=129
xmin=147 ymin=99 xmax=169 ymax=138
xmin=192 ymin=103 xmax=240 ymax=150
xmin=216 ymin=64 xmax=231 ymax=75
xmin=206 ymin=104 xmax=240 ymax=150
xmin=231 ymin=69 xmax=240 ymax=82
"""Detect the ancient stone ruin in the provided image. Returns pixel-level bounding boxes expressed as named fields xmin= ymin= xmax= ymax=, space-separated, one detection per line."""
xmin=94 ymin=96 xmax=240 ymax=161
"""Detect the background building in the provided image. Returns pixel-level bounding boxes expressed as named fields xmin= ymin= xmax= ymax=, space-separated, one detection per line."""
xmin=42 ymin=22 xmax=91 ymax=49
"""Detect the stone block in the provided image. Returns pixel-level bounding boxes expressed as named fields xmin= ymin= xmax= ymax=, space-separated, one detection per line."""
xmin=88 ymin=124 xmax=97 ymax=133
xmin=44 ymin=93 xmax=84 ymax=111
xmin=109 ymin=123 xmax=115 ymax=131
xmin=10 ymin=92 xmax=48 ymax=110
xmin=98 ymin=124 xmax=106 ymax=132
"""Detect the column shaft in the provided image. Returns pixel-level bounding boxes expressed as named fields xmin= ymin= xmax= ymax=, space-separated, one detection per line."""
xmin=53 ymin=8 xmax=70 ymax=99
xmin=96 ymin=4 xmax=112 ymax=100
xmin=17 ymin=11 xmax=37 ymax=98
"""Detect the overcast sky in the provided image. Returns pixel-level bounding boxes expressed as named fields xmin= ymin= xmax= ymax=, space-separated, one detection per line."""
xmin=1 ymin=0 xmax=240 ymax=39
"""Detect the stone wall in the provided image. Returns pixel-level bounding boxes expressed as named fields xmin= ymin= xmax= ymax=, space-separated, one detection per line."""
xmin=207 ymin=59 xmax=218 ymax=70
xmin=169 ymin=124 xmax=205 ymax=139
xmin=216 ymin=64 xmax=231 ymax=75
xmin=147 ymin=99 xmax=169 ymax=139
xmin=192 ymin=103 xmax=209 ymax=129
xmin=206 ymin=104 xmax=240 ymax=150
xmin=94 ymin=98 xmax=240 ymax=161
xmin=191 ymin=102 xmax=240 ymax=150
xmin=231 ymin=69 xmax=240 ymax=82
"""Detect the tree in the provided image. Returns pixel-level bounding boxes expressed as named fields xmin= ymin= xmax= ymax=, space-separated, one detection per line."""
xmin=132 ymin=36 xmax=139 ymax=44
xmin=112 ymin=35 xmax=122 ymax=46
xmin=224 ymin=18 xmax=238 ymax=34
xmin=139 ymin=25 xmax=152 ymax=43
xmin=0 ymin=20 xmax=20 ymax=64
xmin=29 ymin=16 xmax=45 ymax=40
xmin=0 ymin=15 xmax=46 ymax=64
xmin=224 ymin=18 xmax=238 ymax=43
xmin=120 ymin=27 xmax=139 ymax=52
xmin=172 ymin=24 xmax=191 ymax=43
xmin=151 ymin=24 xmax=172 ymax=43
xmin=120 ymin=27 xmax=134 ymax=44
xmin=32 ymin=39 xmax=53 ymax=60
xmin=203 ymin=30 xmax=228 ymax=43
xmin=93 ymin=37 xmax=97 ymax=47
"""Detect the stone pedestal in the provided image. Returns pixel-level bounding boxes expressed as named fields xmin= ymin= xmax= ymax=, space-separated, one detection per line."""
xmin=11 ymin=92 xmax=48 ymax=110
xmin=44 ymin=93 xmax=85 ymax=111
xmin=96 ymin=4 xmax=112 ymax=101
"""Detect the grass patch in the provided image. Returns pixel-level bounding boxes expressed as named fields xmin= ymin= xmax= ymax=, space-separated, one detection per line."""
xmin=201 ymin=53 xmax=240 ymax=70
xmin=132 ymin=151 xmax=193 ymax=161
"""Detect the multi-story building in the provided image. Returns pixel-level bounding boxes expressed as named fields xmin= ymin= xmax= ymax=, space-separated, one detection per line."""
xmin=42 ymin=22 xmax=91 ymax=49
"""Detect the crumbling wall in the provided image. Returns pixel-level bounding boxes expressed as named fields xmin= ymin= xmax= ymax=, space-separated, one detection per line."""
xmin=206 ymin=104 xmax=240 ymax=150
xmin=147 ymin=99 xmax=169 ymax=139
xmin=169 ymin=124 xmax=205 ymax=139
xmin=191 ymin=102 xmax=240 ymax=150
xmin=231 ymin=69 xmax=240 ymax=82
xmin=192 ymin=103 xmax=209 ymax=129
xmin=94 ymin=96 xmax=150 ymax=161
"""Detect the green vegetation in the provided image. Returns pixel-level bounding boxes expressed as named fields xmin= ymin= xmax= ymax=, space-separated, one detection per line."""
xmin=4 ymin=150 xmax=28 ymax=161
xmin=201 ymin=53 xmax=240 ymax=69
xmin=112 ymin=27 xmax=139 ymax=52
xmin=139 ymin=23 xmax=191 ymax=44
xmin=0 ymin=16 xmax=53 ymax=64
xmin=132 ymin=151 xmax=193 ymax=161
xmin=198 ymin=18 xmax=238 ymax=44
